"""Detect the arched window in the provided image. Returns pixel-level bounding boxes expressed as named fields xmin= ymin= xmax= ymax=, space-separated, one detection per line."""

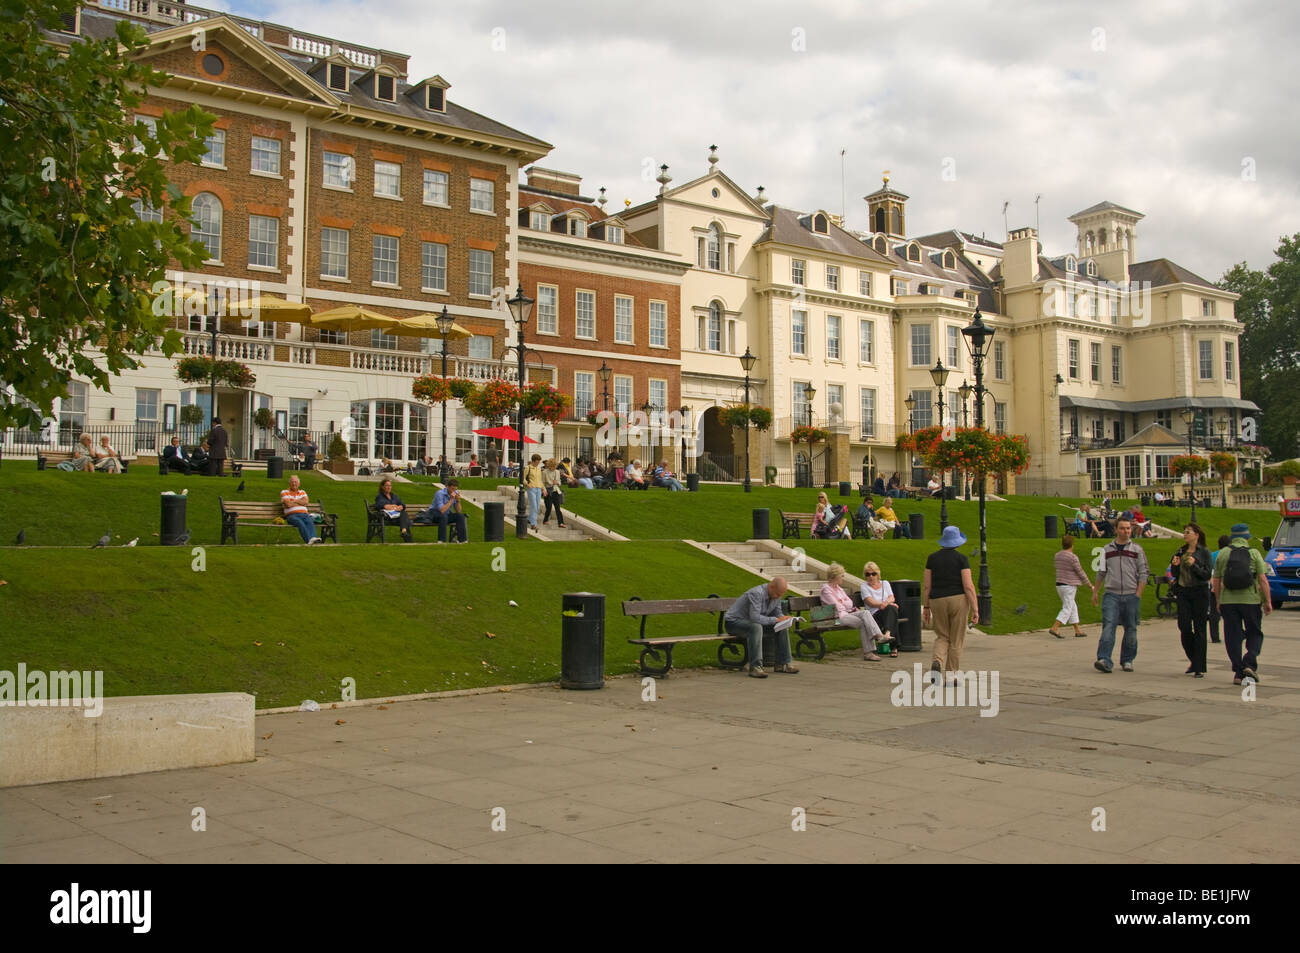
xmin=890 ymin=208 xmax=902 ymax=235
xmin=191 ymin=192 xmax=222 ymax=260
xmin=705 ymin=300 xmax=723 ymax=351
xmin=1086 ymin=259 xmax=1097 ymax=277
xmin=942 ymin=250 xmax=956 ymax=269
xmin=1065 ymin=254 xmax=1077 ymax=274
xmin=1097 ymin=227 xmax=1107 ymax=249
xmin=813 ymin=213 xmax=828 ymax=234
xmin=873 ymin=235 xmax=887 ymax=255
xmin=874 ymin=208 xmax=886 ymax=233
xmin=906 ymin=242 xmax=921 ymax=263
xmin=707 ymin=224 xmax=722 ymax=271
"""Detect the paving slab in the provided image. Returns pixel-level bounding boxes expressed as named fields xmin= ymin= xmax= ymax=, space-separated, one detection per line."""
xmin=4 ymin=610 xmax=1298 ymax=863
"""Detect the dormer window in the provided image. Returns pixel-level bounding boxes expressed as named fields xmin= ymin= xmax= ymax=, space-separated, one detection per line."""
xmin=327 ymin=63 xmax=348 ymax=91
xmin=569 ymin=217 xmax=586 ymax=238
xmin=1066 ymin=255 xmax=1078 ymax=274
xmin=942 ymin=250 xmax=956 ymax=270
xmin=873 ymin=235 xmax=887 ymax=255
xmin=1086 ymin=259 xmax=1097 ymax=277
xmin=606 ymin=225 xmax=624 ymax=244
xmin=530 ymin=210 xmax=548 ymax=230
xmin=812 ymin=213 xmax=829 ymax=234
xmin=906 ymin=242 xmax=921 ymax=263
xmin=376 ymin=74 xmax=396 ymax=102
xmin=426 ymin=86 xmax=445 ymax=111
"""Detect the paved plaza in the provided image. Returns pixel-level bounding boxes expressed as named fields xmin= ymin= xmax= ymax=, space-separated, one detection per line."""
xmin=2 ymin=611 xmax=1297 ymax=864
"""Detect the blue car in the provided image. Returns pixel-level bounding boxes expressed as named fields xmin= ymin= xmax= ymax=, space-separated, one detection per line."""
xmin=1265 ymin=500 xmax=1300 ymax=608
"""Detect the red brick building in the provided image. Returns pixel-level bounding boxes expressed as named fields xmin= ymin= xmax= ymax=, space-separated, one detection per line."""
xmin=517 ymin=168 xmax=690 ymax=465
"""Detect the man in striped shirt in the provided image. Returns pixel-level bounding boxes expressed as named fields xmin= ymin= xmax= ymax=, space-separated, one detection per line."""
xmin=281 ymin=475 xmax=320 ymax=544
xmin=1091 ymin=516 xmax=1147 ymax=672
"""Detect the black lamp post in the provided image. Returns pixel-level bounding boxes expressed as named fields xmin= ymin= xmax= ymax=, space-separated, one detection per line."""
xmin=958 ymin=379 xmax=972 ymax=500
xmin=739 ymin=347 xmax=757 ymax=492
xmin=435 ymin=305 xmax=454 ymax=482
xmin=506 ymin=284 xmax=534 ymax=539
xmin=640 ymin=400 xmax=653 ymax=465
xmin=962 ymin=309 xmax=994 ymax=624
xmin=1216 ymin=414 xmax=1229 ymax=508
xmin=597 ymin=360 xmax=612 ymax=461
xmin=1181 ymin=405 xmax=1197 ymax=524
xmin=931 ymin=359 xmax=951 ymax=528
xmin=803 ymin=380 xmax=816 ymax=489
xmin=680 ymin=404 xmax=691 ymax=477
xmin=904 ymin=394 xmax=915 ymax=434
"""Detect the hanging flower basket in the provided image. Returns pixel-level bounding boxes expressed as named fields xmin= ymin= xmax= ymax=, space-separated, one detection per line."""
xmin=520 ymin=381 xmax=572 ymax=426
xmin=719 ymin=404 xmax=774 ymax=431
xmin=1170 ymin=454 xmax=1210 ymax=478
xmin=175 ymin=356 xmax=255 ymax=388
xmin=790 ymin=425 xmax=830 ymax=444
xmin=1209 ymin=452 xmax=1237 ymax=479
xmin=412 ymin=375 xmax=452 ymax=404
xmin=463 ymin=377 xmax=519 ymax=421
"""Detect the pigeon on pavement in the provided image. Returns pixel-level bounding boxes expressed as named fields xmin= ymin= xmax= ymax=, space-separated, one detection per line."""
xmin=236 ymin=480 xmax=245 ymax=492
xmin=91 ymin=533 xmax=111 ymax=549
xmin=177 ymin=529 xmax=192 ymax=545
xmin=1014 ymin=603 xmax=1028 ymax=615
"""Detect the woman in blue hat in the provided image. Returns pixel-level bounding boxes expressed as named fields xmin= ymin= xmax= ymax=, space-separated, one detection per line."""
xmin=922 ymin=525 xmax=980 ymax=685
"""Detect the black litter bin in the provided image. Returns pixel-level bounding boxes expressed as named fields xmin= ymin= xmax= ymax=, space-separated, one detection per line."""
xmin=752 ymin=508 xmax=770 ymax=540
xmin=1044 ymin=514 xmax=1058 ymax=538
xmin=839 ymin=481 xmax=851 ymax=497
xmin=267 ymin=456 xmax=284 ymax=480
xmin=893 ymin=578 xmax=922 ymax=652
xmin=483 ymin=501 xmax=504 ymax=542
xmin=560 ymin=592 xmax=605 ymax=690
xmin=687 ymin=473 xmax=700 ymax=492
xmin=908 ymin=513 xmax=924 ymax=540
xmin=160 ymin=493 xmax=187 ymax=546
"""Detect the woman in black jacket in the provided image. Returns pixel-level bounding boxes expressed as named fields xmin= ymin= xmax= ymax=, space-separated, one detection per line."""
xmin=1170 ymin=522 xmax=1212 ymax=677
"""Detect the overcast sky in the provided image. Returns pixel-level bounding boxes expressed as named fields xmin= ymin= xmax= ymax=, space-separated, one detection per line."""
xmin=226 ymin=0 xmax=1299 ymax=280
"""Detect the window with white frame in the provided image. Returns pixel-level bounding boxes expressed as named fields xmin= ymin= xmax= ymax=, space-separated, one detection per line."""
xmin=470 ymin=177 xmax=494 ymax=212
xmin=994 ymin=401 xmax=1007 ymax=435
xmin=649 ymin=301 xmax=667 ymax=348
xmin=323 ymin=150 xmax=352 ymax=188
xmin=859 ymin=271 xmax=871 ymax=296
xmin=372 ymin=235 xmax=398 ymax=285
xmin=826 ymin=264 xmax=840 ymax=292
xmin=373 ymin=160 xmax=401 ymax=198
xmin=575 ymin=291 xmax=595 ymax=338
xmin=826 ymin=383 xmax=843 ymax=421
xmin=468 ymin=249 xmax=492 ymax=296
xmin=60 ymin=381 xmax=86 ymax=439
xmin=1066 ymin=290 xmax=1077 ymax=317
xmin=536 ymin=285 xmax=558 ymax=335
xmin=791 ymin=259 xmax=805 ymax=285
xmin=792 ymin=381 xmax=810 ymax=428
xmin=860 ymin=388 xmax=876 ymax=438
xmin=826 ymin=314 xmax=841 ymax=360
xmin=318 ymin=329 xmax=345 ymax=345
xmin=649 ymin=379 xmax=667 ymax=412
xmin=188 ymin=314 xmax=216 ymax=333
xmin=251 ymin=136 xmax=281 ymax=175
xmin=1089 ymin=341 xmax=1101 ymax=382
xmin=1110 ymin=295 xmax=1120 ymax=324
xmin=530 ymin=210 xmax=548 ymax=230
xmin=1067 ymin=339 xmax=1080 ymax=378
xmin=468 ymin=335 xmax=492 ymax=359
xmin=371 ymin=328 xmax=398 ymax=350
xmin=132 ymin=198 xmax=162 ymax=223
xmin=133 ymin=114 xmax=157 ymax=152
xmin=892 ymin=277 xmax=909 ymax=296
xmin=1198 ymin=340 xmax=1214 ymax=379
xmin=421 ymin=241 xmax=446 ymax=291
xmin=423 ymin=169 xmax=448 ymax=205
xmin=243 ymin=317 xmax=275 ymax=338
xmin=135 ymin=388 xmax=159 ymax=450
xmin=706 ymin=224 xmax=721 ymax=271
xmin=288 ymin=398 xmax=309 ymax=442
xmin=321 ymin=227 xmax=348 ymax=278
xmin=1089 ymin=294 xmax=1099 ymax=319
xmin=574 ymin=372 xmax=594 ymax=418
xmin=706 ymin=301 xmax=723 ymax=352
xmin=202 ymin=129 xmax=225 ymax=167
xmin=190 ymin=192 xmax=222 ymax=261
xmin=993 ymin=340 xmax=1006 ymax=379
xmin=1111 ymin=345 xmax=1123 ymax=384
xmin=910 ymin=324 xmax=931 ymax=366
xmin=614 ymin=296 xmax=634 ymax=344
xmin=613 ymin=375 xmax=632 ymax=415
xmin=248 ymin=215 xmax=278 ymax=268
xmin=859 ymin=319 xmax=874 ymax=363
xmin=608 ymin=225 xmax=624 ymax=244
xmin=791 ymin=309 xmax=807 ymax=356
xmin=1225 ymin=341 xmax=1235 ymax=381
xmin=1087 ymin=457 xmax=1103 ymax=491
xmin=910 ymin=389 xmax=933 ymax=429
xmin=568 ymin=216 xmax=587 ymax=238
xmin=946 ymin=325 xmax=960 ymax=369
xmin=1202 ymin=299 xmax=1216 ymax=317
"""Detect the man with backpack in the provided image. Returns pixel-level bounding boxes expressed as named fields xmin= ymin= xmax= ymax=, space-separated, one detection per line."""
xmin=1212 ymin=523 xmax=1273 ymax=685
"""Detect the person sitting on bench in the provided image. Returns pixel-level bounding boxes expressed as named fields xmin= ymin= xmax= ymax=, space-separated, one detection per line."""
xmin=420 ymin=478 xmax=467 ymax=543
xmin=876 ymin=500 xmax=909 ymax=538
xmin=927 ymin=475 xmax=942 ymax=498
xmin=163 ymin=435 xmax=193 ymax=475
xmin=280 ymin=474 xmax=320 ymax=544
xmin=625 ymin=459 xmax=649 ymax=490
xmin=376 ymin=478 xmax=413 ymax=542
xmin=723 ymin=576 xmax=798 ymax=678
xmin=822 ymin=562 xmax=885 ymax=661
xmin=651 ymin=460 xmax=685 ymax=491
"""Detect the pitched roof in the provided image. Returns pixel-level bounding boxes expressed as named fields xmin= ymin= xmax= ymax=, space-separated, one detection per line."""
xmin=1119 ymin=423 xmax=1185 ymax=449
xmin=1068 ymin=200 xmax=1144 ymax=220
xmin=761 ymin=206 xmax=893 ymax=264
xmin=911 ymin=229 xmax=1004 ymax=251
xmin=1128 ymin=259 xmax=1217 ymax=290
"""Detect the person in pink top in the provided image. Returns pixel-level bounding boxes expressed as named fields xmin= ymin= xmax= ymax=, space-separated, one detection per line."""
xmin=821 ymin=562 xmax=885 ymax=661
xmin=280 ymin=474 xmax=320 ymax=544
xmin=1050 ymin=534 xmax=1093 ymax=637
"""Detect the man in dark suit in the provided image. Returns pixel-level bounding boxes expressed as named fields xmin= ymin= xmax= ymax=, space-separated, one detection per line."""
xmin=163 ymin=435 xmax=193 ymax=475
xmin=208 ymin=417 xmax=229 ymax=476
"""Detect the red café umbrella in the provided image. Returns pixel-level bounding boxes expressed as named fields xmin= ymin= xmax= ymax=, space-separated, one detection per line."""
xmin=473 ymin=425 xmax=538 ymax=444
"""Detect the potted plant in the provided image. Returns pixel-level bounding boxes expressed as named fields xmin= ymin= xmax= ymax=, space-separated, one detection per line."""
xmin=253 ymin=407 xmax=275 ymax=431
xmin=326 ymin=433 xmax=353 ymax=475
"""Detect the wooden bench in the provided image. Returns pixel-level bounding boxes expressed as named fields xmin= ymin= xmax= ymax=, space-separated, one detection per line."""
xmin=41 ymin=450 xmax=134 ymax=471
xmin=363 ymin=499 xmax=437 ymax=543
xmin=779 ymin=511 xmax=815 ymax=539
xmin=785 ymin=593 xmax=905 ymax=659
xmin=218 ymin=498 xmax=338 ymax=545
xmin=622 ymin=596 xmax=749 ymax=677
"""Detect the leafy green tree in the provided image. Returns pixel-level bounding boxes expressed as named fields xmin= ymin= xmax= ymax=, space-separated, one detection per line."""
xmin=1221 ymin=233 xmax=1300 ymax=459
xmin=0 ymin=0 xmax=215 ymax=429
